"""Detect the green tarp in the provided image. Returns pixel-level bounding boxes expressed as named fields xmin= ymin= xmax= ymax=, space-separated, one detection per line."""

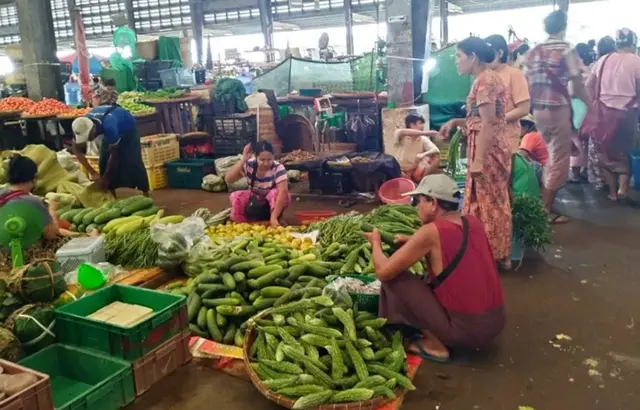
xmin=158 ymin=37 xmax=183 ymax=67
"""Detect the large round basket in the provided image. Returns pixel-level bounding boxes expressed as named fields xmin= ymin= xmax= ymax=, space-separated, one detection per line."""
xmin=242 ymin=309 xmax=402 ymax=410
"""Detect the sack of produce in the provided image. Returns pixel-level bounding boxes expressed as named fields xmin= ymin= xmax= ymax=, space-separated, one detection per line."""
xmin=8 ymin=305 xmax=56 ymax=354
xmin=0 ymin=326 xmax=22 ymax=361
xmin=56 ymin=149 xmax=78 ymax=172
xmin=191 ymin=208 xmax=231 ymax=227
xmin=8 ymin=258 xmax=66 ymax=303
xmin=20 ymin=145 xmax=75 ymax=195
xmin=201 ymin=174 xmax=226 ymax=192
xmin=214 ymin=155 xmax=242 ymax=178
xmin=0 ymin=281 xmax=23 ymax=323
xmin=287 ymin=170 xmax=301 ymax=182
xmin=151 ymin=217 xmax=205 ymax=268
xmin=226 ymin=179 xmax=249 ymax=192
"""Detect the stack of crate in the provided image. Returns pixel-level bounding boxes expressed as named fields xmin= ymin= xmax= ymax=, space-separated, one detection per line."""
xmin=13 ymin=285 xmax=190 ymax=410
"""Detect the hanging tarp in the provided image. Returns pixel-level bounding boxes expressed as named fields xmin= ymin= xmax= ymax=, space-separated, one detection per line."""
xmin=73 ymin=9 xmax=91 ymax=103
xmin=158 ymin=37 xmax=183 ymax=67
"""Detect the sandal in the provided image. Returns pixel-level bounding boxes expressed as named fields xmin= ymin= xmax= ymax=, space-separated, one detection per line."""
xmin=406 ymin=342 xmax=450 ymax=364
xmin=547 ymin=213 xmax=570 ymax=224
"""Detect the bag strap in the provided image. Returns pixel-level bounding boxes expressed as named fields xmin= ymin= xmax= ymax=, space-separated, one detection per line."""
xmin=0 ymin=190 xmax=28 ymax=207
xmin=594 ymin=53 xmax=613 ymax=100
xmin=428 ymin=217 xmax=469 ymax=291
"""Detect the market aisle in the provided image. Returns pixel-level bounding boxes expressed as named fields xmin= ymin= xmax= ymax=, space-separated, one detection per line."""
xmin=129 ymin=186 xmax=640 ymax=410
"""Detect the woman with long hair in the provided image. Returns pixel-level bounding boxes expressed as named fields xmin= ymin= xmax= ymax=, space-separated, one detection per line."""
xmin=440 ymin=37 xmax=512 ymax=268
xmin=584 ymin=28 xmax=640 ymax=203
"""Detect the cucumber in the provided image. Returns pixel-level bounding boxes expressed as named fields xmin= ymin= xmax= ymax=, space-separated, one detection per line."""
xmin=132 ymin=206 xmax=160 ymax=217
xmin=72 ymin=208 xmax=94 ymax=225
xmin=77 ymin=224 xmax=86 ymax=233
xmin=60 ymin=208 xmax=83 ymax=222
xmin=230 ymin=260 xmax=265 ymax=273
xmin=206 ymin=309 xmax=223 ymax=342
xmin=202 ymin=298 xmax=241 ymax=307
xmin=248 ymin=264 xmax=282 ymax=278
xmin=121 ymin=197 xmax=154 ymax=216
xmin=156 ymin=215 xmax=185 ymax=225
xmin=93 ymin=208 xmax=122 ymax=224
xmin=253 ymin=297 xmax=277 ymax=310
xmin=82 ymin=208 xmax=104 ymax=225
xmin=55 ymin=207 xmax=71 ymax=218
xmin=114 ymin=195 xmax=144 ymax=209
xmin=221 ymin=273 xmax=236 ymax=290
xmin=260 ymin=286 xmax=290 ymax=298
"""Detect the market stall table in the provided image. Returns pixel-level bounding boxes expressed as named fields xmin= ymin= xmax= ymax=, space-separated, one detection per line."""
xmin=0 ymin=111 xmax=25 ymax=150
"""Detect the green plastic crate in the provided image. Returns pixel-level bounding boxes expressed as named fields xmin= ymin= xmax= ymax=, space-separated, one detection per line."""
xmin=55 ymin=284 xmax=188 ymax=361
xmin=165 ymin=158 xmax=215 ymax=189
xmin=19 ymin=344 xmax=135 ymax=410
xmin=332 ymin=274 xmax=379 ymax=314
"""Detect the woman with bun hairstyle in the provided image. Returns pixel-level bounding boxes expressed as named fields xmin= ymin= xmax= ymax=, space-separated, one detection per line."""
xmin=485 ymin=34 xmax=531 ymax=152
xmin=439 ymin=37 xmax=512 ymax=267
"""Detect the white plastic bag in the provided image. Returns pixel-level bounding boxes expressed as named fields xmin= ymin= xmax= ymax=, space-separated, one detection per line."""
xmin=150 ymin=217 xmax=206 ymax=268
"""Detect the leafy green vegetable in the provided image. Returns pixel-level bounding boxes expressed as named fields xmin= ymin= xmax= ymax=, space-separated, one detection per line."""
xmin=512 ymin=194 xmax=551 ymax=251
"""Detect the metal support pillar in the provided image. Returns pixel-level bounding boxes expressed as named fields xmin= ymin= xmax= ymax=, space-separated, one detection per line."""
xmin=557 ymin=0 xmax=569 ymax=13
xmin=439 ymin=0 xmax=448 ymax=46
xmin=411 ymin=0 xmax=429 ymax=99
xmin=16 ymin=0 xmax=61 ymax=100
xmin=123 ymin=0 xmax=137 ymax=33
xmin=189 ymin=0 xmax=204 ymax=65
xmin=344 ymin=0 xmax=354 ymax=56
xmin=258 ymin=0 xmax=274 ymax=58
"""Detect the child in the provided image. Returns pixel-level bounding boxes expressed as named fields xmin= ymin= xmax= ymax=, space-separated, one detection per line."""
xmin=394 ymin=114 xmax=440 ymax=183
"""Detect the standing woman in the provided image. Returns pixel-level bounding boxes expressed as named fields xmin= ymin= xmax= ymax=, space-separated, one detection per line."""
xmin=71 ymin=86 xmax=149 ymax=197
xmin=587 ymin=36 xmax=617 ymax=189
xmin=522 ymin=10 xmax=588 ymax=224
xmin=584 ymin=28 xmax=640 ymax=203
xmin=440 ymin=37 xmax=512 ymax=266
xmin=485 ymin=34 xmax=531 ymax=152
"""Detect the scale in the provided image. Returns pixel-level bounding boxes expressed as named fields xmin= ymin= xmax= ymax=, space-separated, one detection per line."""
xmin=0 ymin=201 xmax=45 ymax=268
xmin=313 ymin=96 xmax=337 ymax=153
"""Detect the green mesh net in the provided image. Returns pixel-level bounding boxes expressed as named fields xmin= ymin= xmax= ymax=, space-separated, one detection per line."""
xmin=252 ymin=54 xmax=383 ymax=96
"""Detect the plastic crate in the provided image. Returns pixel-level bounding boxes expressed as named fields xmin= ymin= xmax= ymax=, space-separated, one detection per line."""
xmin=0 ymin=359 xmax=52 ymax=410
xmin=330 ymin=275 xmax=379 ymax=313
xmin=55 ymin=236 xmax=106 ymax=274
xmin=212 ymin=113 xmax=256 ymax=138
xmin=55 ymin=284 xmax=188 ymax=361
xmin=19 ymin=344 xmax=135 ymax=410
xmin=132 ymin=329 xmax=191 ymax=396
xmin=146 ymin=165 xmax=168 ymax=191
xmin=159 ymin=68 xmax=195 ymax=88
xmin=140 ymin=134 xmax=180 ymax=166
xmin=165 ymin=158 xmax=215 ymax=189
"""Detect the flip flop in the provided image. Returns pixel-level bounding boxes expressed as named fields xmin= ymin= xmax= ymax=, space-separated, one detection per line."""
xmin=547 ymin=214 xmax=570 ymax=224
xmin=406 ymin=343 xmax=451 ymax=364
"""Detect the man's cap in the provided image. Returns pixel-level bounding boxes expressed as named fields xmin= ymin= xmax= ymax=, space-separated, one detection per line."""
xmin=520 ymin=113 xmax=535 ymax=124
xmin=402 ymin=174 xmax=461 ymax=203
xmin=72 ymin=117 xmax=94 ymax=144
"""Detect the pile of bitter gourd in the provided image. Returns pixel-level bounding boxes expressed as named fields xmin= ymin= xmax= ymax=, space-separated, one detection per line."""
xmin=247 ymin=299 xmax=415 ymax=409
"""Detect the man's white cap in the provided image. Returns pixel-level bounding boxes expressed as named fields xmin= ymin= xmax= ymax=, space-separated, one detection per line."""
xmin=402 ymin=174 xmax=461 ymax=203
xmin=71 ymin=117 xmax=94 ymax=144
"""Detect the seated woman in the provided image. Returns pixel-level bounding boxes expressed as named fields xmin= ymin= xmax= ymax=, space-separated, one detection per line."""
xmin=364 ymin=174 xmax=505 ymax=362
xmin=0 ymin=155 xmax=68 ymax=239
xmin=394 ymin=114 xmax=441 ymax=183
xmin=225 ymin=141 xmax=290 ymax=227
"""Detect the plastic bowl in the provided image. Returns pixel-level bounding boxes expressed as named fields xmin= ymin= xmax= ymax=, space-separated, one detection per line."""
xmin=378 ymin=178 xmax=416 ymax=205
xmin=295 ymin=210 xmax=337 ymax=225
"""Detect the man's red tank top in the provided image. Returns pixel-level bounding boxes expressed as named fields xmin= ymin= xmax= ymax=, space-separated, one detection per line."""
xmin=428 ymin=216 xmax=504 ymax=315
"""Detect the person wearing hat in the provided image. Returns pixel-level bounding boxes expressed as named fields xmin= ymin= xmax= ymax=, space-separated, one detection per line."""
xmin=363 ymin=174 xmax=505 ymax=362
xmin=518 ymin=114 xmax=548 ymax=177
xmin=71 ymin=96 xmax=149 ymax=197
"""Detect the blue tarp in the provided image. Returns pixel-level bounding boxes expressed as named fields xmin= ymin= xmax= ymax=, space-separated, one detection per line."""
xmin=72 ymin=56 xmax=103 ymax=74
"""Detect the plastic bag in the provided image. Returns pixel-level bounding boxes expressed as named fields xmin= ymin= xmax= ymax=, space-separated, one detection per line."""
xmin=322 ymin=278 xmax=353 ymax=306
xmin=56 ymin=149 xmax=78 ymax=172
xmin=201 ymin=174 xmax=226 ymax=192
xmin=150 ymin=217 xmax=206 ymax=268
xmin=64 ymin=262 xmax=124 ymax=285
xmin=214 ymin=155 xmax=242 ymax=178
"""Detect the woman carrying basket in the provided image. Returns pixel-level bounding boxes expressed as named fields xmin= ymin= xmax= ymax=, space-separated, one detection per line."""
xmin=363 ymin=174 xmax=505 ymax=363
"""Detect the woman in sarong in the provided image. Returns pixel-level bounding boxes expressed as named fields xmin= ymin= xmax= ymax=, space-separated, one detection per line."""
xmin=440 ymin=37 xmax=512 ymax=265
xmin=585 ymin=28 xmax=640 ymax=203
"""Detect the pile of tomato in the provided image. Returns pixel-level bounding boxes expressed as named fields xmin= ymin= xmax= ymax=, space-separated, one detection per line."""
xmin=59 ymin=107 xmax=91 ymax=118
xmin=0 ymin=97 xmax=35 ymax=113
xmin=22 ymin=98 xmax=71 ymax=117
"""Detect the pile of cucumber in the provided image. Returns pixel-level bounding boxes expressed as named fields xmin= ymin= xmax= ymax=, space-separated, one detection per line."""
xmin=172 ymin=238 xmax=341 ymax=347
xmin=56 ymin=195 xmax=160 ymax=233
xmin=247 ymin=301 xmax=415 ymax=409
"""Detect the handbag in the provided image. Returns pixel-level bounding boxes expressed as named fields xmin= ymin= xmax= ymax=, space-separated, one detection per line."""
xmin=244 ymin=163 xmax=271 ymax=221
xmin=579 ymin=54 xmax=637 ymax=151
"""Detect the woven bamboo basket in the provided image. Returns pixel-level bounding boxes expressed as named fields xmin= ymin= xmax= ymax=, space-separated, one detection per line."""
xmin=242 ymin=308 xmax=403 ymax=410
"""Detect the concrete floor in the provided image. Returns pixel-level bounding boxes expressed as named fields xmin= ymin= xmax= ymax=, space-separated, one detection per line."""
xmin=127 ymin=185 xmax=640 ymax=410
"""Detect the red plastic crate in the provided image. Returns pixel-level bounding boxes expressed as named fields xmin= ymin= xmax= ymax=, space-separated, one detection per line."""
xmin=0 ymin=360 xmax=52 ymax=410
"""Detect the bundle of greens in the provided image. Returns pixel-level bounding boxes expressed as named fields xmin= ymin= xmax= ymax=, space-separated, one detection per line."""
xmin=511 ymin=194 xmax=551 ymax=251
xmin=105 ymin=229 xmax=160 ymax=268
